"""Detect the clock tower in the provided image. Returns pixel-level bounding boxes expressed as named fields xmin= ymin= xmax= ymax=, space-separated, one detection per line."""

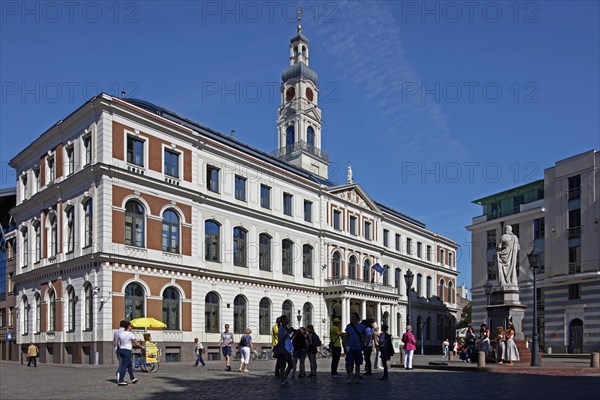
xmin=275 ymin=15 xmax=328 ymax=179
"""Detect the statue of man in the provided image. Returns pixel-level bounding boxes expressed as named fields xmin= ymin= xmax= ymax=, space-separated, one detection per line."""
xmin=496 ymin=225 xmax=520 ymax=288
xmin=347 ymin=163 xmax=353 ymax=184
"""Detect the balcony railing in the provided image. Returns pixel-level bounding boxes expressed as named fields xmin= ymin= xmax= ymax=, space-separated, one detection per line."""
xmin=325 ymin=278 xmax=398 ymax=294
xmin=272 ymin=140 xmax=329 ymax=162
xmin=568 ymin=187 xmax=581 ymax=200
xmin=568 ymin=226 xmax=581 ymax=238
xmin=472 ymin=199 xmax=544 ymax=224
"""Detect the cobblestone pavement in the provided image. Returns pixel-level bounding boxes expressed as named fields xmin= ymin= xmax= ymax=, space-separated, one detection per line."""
xmin=2 ymin=356 xmax=599 ymax=400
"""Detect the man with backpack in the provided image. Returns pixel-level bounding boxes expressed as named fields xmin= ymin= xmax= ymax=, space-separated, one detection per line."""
xmin=306 ymin=325 xmax=321 ymax=377
xmin=362 ymin=319 xmax=374 ymax=375
xmin=343 ymin=312 xmax=367 ymax=384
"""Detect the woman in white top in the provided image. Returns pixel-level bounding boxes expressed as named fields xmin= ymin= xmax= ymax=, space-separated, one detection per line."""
xmin=117 ymin=322 xmax=142 ymax=386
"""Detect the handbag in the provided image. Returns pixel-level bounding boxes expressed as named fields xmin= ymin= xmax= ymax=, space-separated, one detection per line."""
xmin=273 ymin=340 xmax=286 ymax=357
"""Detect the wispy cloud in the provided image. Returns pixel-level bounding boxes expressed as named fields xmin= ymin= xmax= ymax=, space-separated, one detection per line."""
xmin=311 ymin=1 xmax=468 ymax=159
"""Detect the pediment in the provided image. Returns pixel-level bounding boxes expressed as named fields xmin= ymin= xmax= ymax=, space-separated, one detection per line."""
xmin=328 ymin=184 xmax=381 ymax=213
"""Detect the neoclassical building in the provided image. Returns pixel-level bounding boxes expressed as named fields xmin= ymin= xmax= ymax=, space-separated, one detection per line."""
xmin=9 ymin=26 xmax=459 ymax=364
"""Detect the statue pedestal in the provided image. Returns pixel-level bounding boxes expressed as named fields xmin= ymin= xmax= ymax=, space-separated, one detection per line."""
xmin=486 ymin=289 xmax=526 ymax=341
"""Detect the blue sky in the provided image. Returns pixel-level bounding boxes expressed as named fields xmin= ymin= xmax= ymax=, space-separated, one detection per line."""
xmin=1 ymin=1 xmax=599 ymax=289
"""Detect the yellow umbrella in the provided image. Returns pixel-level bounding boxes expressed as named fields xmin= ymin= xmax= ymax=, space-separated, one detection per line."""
xmin=130 ymin=317 xmax=167 ymax=329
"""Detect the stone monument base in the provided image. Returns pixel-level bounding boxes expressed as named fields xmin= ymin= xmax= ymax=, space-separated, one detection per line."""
xmin=486 ymin=301 xmax=526 ymax=340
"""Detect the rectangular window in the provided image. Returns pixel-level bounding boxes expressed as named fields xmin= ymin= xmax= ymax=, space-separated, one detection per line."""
xmin=513 ymin=195 xmax=524 ymax=213
xmin=568 ymin=209 xmax=581 ymax=238
xmin=164 ymin=149 xmax=180 ymax=178
xmin=533 ymin=218 xmax=545 ymax=239
xmin=126 ymin=136 xmax=144 ymax=167
xmin=439 ymin=249 xmax=445 ymax=264
xmin=568 ymin=284 xmax=580 ymax=300
xmin=33 ymin=168 xmax=40 ymax=193
xmin=349 ymin=216 xmax=357 ymax=235
xmin=283 ymin=193 xmax=293 ymax=216
xmin=512 ymin=224 xmax=520 ymax=238
xmin=66 ymin=146 xmax=74 ymax=175
xmin=364 ymin=221 xmax=371 ymax=240
xmin=406 ymin=238 xmax=412 ymax=255
xmin=568 ymin=175 xmax=581 ymax=199
xmin=47 ymin=157 xmax=55 ymax=183
xmin=491 ymin=202 xmax=501 ymax=218
xmin=568 ymin=246 xmax=581 ymax=274
xmin=206 ymin=165 xmax=220 ymax=193
xmin=83 ymin=135 xmax=92 ymax=165
xmin=383 ymin=229 xmax=389 ymax=247
xmin=34 ymin=225 xmax=41 ymax=263
xmin=304 ymin=200 xmax=312 ymax=222
xmin=448 ymin=252 xmax=453 ymax=267
xmin=235 ymin=175 xmax=247 ymax=201
xmin=395 ymin=234 xmax=401 ymax=251
xmin=487 ymin=260 xmax=497 ymax=280
xmin=487 ymin=229 xmax=496 ymax=248
xmin=260 ymin=185 xmax=271 ymax=209
xmin=333 ymin=210 xmax=341 ymax=230
xmin=21 ymin=175 xmax=28 ymax=199
xmin=427 ymin=245 xmax=432 ymax=261
xmin=417 ymin=242 xmax=422 ymax=258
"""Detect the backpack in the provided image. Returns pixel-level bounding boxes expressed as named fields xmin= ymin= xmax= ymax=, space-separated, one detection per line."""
xmin=312 ymin=333 xmax=322 ymax=347
xmin=239 ymin=336 xmax=247 ymax=347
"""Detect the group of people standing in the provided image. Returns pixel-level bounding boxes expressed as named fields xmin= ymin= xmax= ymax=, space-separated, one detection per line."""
xmin=454 ymin=323 xmax=520 ymax=365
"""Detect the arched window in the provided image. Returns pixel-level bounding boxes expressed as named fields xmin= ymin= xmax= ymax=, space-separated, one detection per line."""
xmin=233 ymin=227 xmax=247 ymax=267
xmin=259 ymin=298 xmax=271 ymax=335
xmin=282 ymin=300 xmax=293 ymax=323
xmin=233 ymin=295 xmax=247 ymax=334
xmin=205 ymin=292 xmax=220 ymax=333
xmin=35 ymin=294 xmax=41 ymax=333
xmin=65 ymin=206 xmax=75 ymax=253
xmin=332 ymin=252 xmax=341 ymax=278
xmin=124 ymin=282 xmax=145 ymax=320
xmin=282 ymin=239 xmax=294 ymax=275
xmin=162 ymin=209 xmax=180 ymax=253
xmin=395 ymin=268 xmax=402 ymax=289
xmin=303 ymin=302 xmax=313 ymax=327
xmin=426 ymin=316 xmax=431 ymax=340
xmin=22 ymin=296 xmax=29 ymax=335
xmin=67 ymin=286 xmax=76 ymax=332
xmin=382 ymin=311 xmax=389 ymax=327
xmin=302 ymin=244 xmax=313 ymax=278
xmin=448 ymin=281 xmax=454 ymax=303
xmin=205 ymin=220 xmax=220 ymax=262
xmin=439 ymin=279 xmax=445 ymax=301
xmin=383 ymin=265 xmax=390 ymax=286
xmin=286 ymin=126 xmax=295 ymax=147
xmin=307 ymin=126 xmax=315 ymax=148
xmin=416 ymin=274 xmax=423 ymax=297
xmin=363 ymin=259 xmax=371 ymax=283
xmin=83 ymin=199 xmax=93 ymax=248
xmin=426 ymin=276 xmax=432 ymax=298
xmin=125 ymin=200 xmax=145 ymax=247
xmin=162 ymin=287 xmax=180 ymax=330
xmin=84 ymin=283 xmax=93 ymax=331
xmin=48 ymin=289 xmax=56 ymax=331
xmin=259 ymin=233 xmax=271 ymax=271
xmin=349 ymin=256 xmax=357 ymax=279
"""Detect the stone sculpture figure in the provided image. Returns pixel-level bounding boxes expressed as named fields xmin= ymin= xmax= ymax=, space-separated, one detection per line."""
xmin=496 ymin=225 xmax=520 ymax=289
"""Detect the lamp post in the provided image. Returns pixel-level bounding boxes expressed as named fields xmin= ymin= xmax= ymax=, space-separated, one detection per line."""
xmin=404 ymin=270 xmax=414 ymax=327
xmin=420 ymin=321 xmax=426 ymax=355
xmin=483 ymin=282 xmax=493 ymax=328
xmin=527 ymin=248 xmax=540 ymax=367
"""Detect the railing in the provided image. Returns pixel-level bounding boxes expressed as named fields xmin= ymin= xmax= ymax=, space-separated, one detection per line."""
xmin=272 ymin=140 xmax=329 ymax=162
xmin=568 ymin=187 xmax=581 ymax=200
xmin=568 ymin=226 xmax=581 ymax=238
xmin=325 ymin=278 xmax=398 ymax=294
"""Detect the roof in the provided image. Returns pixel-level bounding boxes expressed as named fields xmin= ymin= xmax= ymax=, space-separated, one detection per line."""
xmin=290 ymin=32 xmax=310 ymax=44
xmin=472 ymin=179 xmax=544 ymax=205
xmin=281 ymin=62 xmax=318 ymax=84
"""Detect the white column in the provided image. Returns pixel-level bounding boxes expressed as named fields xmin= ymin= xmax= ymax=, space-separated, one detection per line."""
xmin=342 ymin=297 xmax=349 ymax=328
xmin=376 ymin=302 xmax=382 ymax=326
xmin=361 ymin=300 xmax=367 ymax=320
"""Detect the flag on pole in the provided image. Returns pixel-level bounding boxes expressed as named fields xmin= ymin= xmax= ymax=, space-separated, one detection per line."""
xmin=371 ymin=263 xmax=386 ymax=274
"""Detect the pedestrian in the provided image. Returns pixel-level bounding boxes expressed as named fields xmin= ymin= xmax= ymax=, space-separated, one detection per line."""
xmin=113 ymin=320 xmax=128 ymax=381
xmin=343 ymin=312 xmax=366 ymax=384
xmin=464 ymin=327 xmax=476 ymax=362
xmin=362 ymin=319 xmax=374 ymax=375
xmin=306 ymin=324 xmax=320 ymax=377
xmin=27 ymin=342 xmax=39 ymax=367
xmin=373 ymin=323 xmax=383 ymax=370
xmin=193 ymin=338 xmax=206 ymax=367
xmin=218 ymin=324 xmax=234 ymax=371
xmin=116 ymin=321 xmax=142 ymax=386
xmin=496 ymin=326 xmax=506 ymax=364
xmin=291 ymin=327 xmax=308 ymax=378
xmin=401 ymin=325 xmax=416 ymax=370
xmin=272 ymin=317 xmax=280 ymax=376
xmin=378 ymin=324 xmax=394 ymax=380
xmin=504 ymin=322 xmax=520 ymax=365
xmin=442 ymin=338 xmax=450 ymax=358
xmin=479 ymin=324 xmax=491 ymax=359
xmin=238 ymin=328 xmax=256 ymax=372
xmin=276 ymin=315 xmax=295 ymax=386
xmin=330 ymin=317 xmax=343 ymax=378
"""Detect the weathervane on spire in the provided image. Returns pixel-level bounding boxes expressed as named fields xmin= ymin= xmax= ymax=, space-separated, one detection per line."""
xmin=297 ymin=7 xmax=303 ymax=32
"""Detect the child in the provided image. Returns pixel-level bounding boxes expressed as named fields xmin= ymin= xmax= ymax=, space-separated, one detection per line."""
xmin=378 ymin=324 xmax=394 ymax=380
xmin=193 ymin=338 xmax=206 ymax=367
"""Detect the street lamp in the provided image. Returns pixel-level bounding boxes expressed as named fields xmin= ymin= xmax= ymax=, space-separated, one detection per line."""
xmin=483 ymin=282 xmax=493 ymax=328
xmin=420 ymin=321 xmax=426 ymax=355
xmin=404 ymin=270 xmax=414 ymax=327
xmin=527 ymin=247 xmax=541 ymax=367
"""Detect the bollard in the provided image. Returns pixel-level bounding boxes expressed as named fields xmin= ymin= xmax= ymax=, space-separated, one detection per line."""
xmin=478 ymin=351 xmax=486 ymax=367
xmin=449 ymin=351 xmax=456 ymax=361
xmin=591 ymin=352 xmax=599 ymax=368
